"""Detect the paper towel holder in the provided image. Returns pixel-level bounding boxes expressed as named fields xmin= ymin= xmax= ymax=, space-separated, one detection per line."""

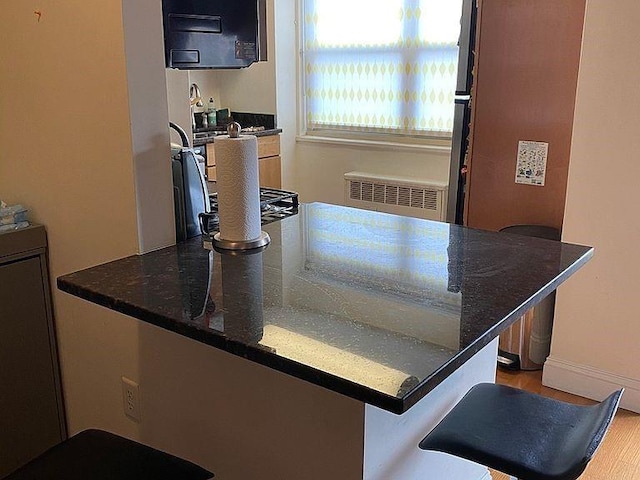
xmin=210 ymin=121 xmax=271 ymax=251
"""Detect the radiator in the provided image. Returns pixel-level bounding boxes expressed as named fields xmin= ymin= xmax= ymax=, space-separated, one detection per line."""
xmin=344 ymin=171 xmax=448 ymax=222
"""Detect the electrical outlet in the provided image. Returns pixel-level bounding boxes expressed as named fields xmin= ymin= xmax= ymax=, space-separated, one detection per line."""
xmin=121 ymin=377 xmax=141 ymax=422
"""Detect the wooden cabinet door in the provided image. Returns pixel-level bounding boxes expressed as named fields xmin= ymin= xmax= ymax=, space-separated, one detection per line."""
xmin=259 ymin=155 xmax=282 ymax=189
xmin=205 ymin=143 xmax=216 ymax=181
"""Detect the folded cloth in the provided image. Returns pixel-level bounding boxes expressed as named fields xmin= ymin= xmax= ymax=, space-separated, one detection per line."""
xmin=1 ymin=211 xmax=28 ymax=225
xmin=0 ymin=221 xmax=30 ymax=233
xmin=0 ymin=203 xmax=28 ymax=228
xmin=0 ymin=204 xmax=26 ymax=217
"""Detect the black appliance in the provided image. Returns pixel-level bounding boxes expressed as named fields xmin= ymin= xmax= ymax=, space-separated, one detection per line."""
xmin=162 ymin=0 xmax=267 ymax=69
xmin=446 ymin=0 xmax=477 ymax=224
xmin=170 ymin=122 xmax=211 ymax=242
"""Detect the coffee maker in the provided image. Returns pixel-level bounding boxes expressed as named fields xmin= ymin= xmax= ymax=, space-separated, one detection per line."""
xmin=169 ymin=122 xmax=210 ymax=242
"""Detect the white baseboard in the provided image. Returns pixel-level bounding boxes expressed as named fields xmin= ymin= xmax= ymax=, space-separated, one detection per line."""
xmin=543 ymin=356 xmax=640 ymax=413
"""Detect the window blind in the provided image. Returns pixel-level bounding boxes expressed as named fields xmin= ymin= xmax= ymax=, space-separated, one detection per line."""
xmin=303 ymin=0 xmax=463 ymax=137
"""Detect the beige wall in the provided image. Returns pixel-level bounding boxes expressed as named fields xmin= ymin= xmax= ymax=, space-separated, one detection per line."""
xmin=0 ymin=0 xmax=175 ymax=442
xmin=0 ymin=0 xmax=144 ymax=439
xmin=543 ymin=0 xmax=640 ymax=412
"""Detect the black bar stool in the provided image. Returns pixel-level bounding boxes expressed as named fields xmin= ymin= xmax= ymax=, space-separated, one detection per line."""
xmin=2 ymin=429 xmax=214 ymax=480
xmin=419 ymin=383 xmax=623 ymax=480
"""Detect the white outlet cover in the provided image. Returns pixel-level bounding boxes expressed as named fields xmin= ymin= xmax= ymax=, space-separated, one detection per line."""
xmin=515 ymin=140 xmax=549 ymax=186
xmin=122 ymin=376 xmax=141 ymax=422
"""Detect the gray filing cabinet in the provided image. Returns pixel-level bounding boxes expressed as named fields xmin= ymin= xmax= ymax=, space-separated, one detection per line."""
xmin=0 ymin=225 xmax=67 ymax=477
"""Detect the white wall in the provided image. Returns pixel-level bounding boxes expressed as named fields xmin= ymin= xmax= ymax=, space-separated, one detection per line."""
xmin=166 ymin=69 xmax=192 ymax=144
xmin=543 ymin=0 xmax=640 ymax=413
xmin=294 ymin=142 xmax=451 ymax=204
xmin=274 ymin=0 xmax=300 ymax=189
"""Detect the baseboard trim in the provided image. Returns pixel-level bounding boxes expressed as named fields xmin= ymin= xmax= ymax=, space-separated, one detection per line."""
xmin=543 ymin=356 xmax=640 ymax=413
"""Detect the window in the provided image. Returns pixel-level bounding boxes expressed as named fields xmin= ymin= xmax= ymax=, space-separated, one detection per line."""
xmin=302 ymin=0 xmax=463 ymax=140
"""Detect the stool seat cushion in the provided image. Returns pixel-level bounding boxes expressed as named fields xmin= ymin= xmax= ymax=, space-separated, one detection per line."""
xmin=3 ymin=429 xmax=213 ymax=480
xmin=419 ymin=383 xmax=622 ymax=480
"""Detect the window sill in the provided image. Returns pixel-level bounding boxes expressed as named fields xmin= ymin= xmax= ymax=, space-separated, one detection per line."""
xmin=296 ymin=134 xmax=452 ymax=155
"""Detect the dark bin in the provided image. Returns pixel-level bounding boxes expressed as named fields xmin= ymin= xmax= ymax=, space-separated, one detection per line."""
xmin=498 ymin=225 xmax=560 ymax=370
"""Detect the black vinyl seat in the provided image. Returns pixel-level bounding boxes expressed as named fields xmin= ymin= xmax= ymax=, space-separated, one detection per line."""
xmin=2 ymin=429 xmax=214 ymax=480
xmin=419 ymin=383 xmax=623 ymax=480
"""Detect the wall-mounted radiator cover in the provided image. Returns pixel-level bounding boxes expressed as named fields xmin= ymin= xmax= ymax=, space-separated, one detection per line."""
xmin=344 ymin=172 xmax=448 ymax=221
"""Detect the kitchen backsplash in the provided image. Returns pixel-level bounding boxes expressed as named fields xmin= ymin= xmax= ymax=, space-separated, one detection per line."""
xmin=229 ymin=112 xmax=276 ymax=130
xmin=193 ymin=112 xmax=276 ymax=132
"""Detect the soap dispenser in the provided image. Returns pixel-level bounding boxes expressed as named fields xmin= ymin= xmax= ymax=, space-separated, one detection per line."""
xmin=207 ymin=97 xmax=217 ymax=127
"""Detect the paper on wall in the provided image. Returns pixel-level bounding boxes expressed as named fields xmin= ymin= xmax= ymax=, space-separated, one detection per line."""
xmin=515 ymin=140 xmax=549 ymax=186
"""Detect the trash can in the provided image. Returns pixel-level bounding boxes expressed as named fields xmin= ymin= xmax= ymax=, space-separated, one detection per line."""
xmin=497 ymin=225 xmax=560 ymax=370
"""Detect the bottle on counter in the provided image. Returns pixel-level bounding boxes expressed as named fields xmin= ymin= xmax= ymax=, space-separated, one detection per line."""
xmin=207 ymin=97 xmax=217 ymax=127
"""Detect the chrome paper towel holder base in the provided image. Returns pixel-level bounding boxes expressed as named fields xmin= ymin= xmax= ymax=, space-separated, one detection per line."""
xmin=211 ymin=231 xmax=271 ymax=251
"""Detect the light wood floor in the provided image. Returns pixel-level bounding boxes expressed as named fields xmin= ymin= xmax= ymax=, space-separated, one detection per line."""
xmin=491 ymin=369 xmax=640 ymax=480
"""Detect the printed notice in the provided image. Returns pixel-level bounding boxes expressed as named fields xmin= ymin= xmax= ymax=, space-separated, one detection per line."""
xmin=515 ymin=140 xmax=548 ymax=186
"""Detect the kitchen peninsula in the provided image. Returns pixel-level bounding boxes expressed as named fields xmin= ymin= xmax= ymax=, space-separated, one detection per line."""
xmin=57 ymin=204 xmax=592 ymax=479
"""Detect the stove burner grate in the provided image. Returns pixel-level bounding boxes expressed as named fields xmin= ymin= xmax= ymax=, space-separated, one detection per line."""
xmin=199 ymin=188 xmax=299 ymax=236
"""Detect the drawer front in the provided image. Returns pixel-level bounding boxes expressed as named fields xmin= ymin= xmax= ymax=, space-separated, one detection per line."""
xmin=206 ymin=135 xmax=280 ymax=182
xmin=257 ymin=135 xmax=280 ymax=159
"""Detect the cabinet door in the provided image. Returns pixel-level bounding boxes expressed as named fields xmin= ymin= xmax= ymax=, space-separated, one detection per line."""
xmin=0 ymin=256 xmax=64 ymax=476
xmin=205 ymin=143 xmax=217 ymax=181
xmin=259 ymin=155 xmax=282 ymax=189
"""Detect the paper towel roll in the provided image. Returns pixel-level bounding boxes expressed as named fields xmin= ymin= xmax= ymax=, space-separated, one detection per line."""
xmin=214 ymin=135 xmax=262 ymax=242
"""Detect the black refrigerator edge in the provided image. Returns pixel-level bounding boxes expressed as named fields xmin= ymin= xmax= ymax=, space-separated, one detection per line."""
xmin=446 ymin=0 xmax=477 ymax=225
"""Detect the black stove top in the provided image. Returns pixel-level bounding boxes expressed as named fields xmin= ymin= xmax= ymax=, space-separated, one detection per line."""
xmin=199 ymin=187 xmax=299 ymax=236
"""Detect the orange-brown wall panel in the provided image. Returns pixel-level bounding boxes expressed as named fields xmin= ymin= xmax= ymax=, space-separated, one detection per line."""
xmin=466 ymin=0 xmax=586 ymax=232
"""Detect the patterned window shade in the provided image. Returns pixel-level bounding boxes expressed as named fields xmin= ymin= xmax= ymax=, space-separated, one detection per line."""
xmin=303 ymin=0 xmax=463 ymax=137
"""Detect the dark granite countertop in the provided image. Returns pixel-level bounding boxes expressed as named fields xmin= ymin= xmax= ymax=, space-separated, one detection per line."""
xmin=57 ymin=203 xmax=592 ymax=414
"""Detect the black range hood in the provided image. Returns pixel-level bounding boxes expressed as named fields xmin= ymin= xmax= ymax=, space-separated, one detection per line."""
xmin=162 ymin=0 xmax=267 ymax=70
